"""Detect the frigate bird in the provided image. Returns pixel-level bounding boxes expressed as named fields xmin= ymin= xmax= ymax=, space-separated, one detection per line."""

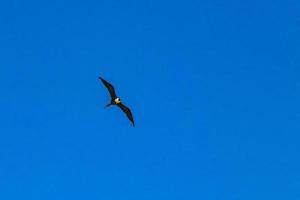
xmin=99 ymin=77 xmax=135 ymax=126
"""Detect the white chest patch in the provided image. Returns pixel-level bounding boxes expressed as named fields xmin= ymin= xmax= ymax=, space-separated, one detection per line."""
xmin=114 ymin=98 xmax=121 ymax=104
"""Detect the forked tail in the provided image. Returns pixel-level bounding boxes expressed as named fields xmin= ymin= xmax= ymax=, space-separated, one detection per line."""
xmin=104 ymin=103 xmax=112 ymax=108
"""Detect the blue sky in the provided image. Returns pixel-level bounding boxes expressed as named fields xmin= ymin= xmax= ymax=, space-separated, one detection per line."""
xmin=0 ymin=0 xmax=299 ymax=199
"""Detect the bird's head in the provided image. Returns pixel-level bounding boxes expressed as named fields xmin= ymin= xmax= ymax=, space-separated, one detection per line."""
xmin=115 ymin=97 xmax=121 ymax=104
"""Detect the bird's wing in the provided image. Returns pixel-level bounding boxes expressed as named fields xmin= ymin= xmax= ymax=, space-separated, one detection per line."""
xmin=117 ymin=103 xmax=135 ymax=126
xmin=99 ymin=77 xmax=117 ymax=99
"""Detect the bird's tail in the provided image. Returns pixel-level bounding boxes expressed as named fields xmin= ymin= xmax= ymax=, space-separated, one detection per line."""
xmin=104 ymin=103 xmax=112 ymax=108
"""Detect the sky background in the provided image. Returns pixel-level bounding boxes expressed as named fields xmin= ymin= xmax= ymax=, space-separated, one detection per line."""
xmin=0 ymin=0 xmax=300 ymax=199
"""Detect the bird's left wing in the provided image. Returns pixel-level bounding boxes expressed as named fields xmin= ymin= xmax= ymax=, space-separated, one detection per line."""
xmin=99 ymin=77 xmax=117 ymax=99
xmin=117 ymin=103 xmax=135 ymax=126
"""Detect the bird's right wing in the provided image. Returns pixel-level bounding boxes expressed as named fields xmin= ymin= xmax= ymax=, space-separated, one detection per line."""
xmin=99 ymin=77 xmax=117 ymax=99
xmin=117 ymin=103 xmax=135 ymax=126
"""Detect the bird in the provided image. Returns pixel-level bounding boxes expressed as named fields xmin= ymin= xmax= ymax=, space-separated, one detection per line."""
xmin=99 ymin=77 xmax=135 ymax=126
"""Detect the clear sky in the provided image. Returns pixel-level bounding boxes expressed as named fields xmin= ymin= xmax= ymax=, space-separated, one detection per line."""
xmin=0 ymin=0 xmax=299 ymax=199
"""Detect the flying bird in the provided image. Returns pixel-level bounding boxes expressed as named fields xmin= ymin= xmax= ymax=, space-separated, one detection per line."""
xmin=99 ymin=77 xmax=135 ymax=126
